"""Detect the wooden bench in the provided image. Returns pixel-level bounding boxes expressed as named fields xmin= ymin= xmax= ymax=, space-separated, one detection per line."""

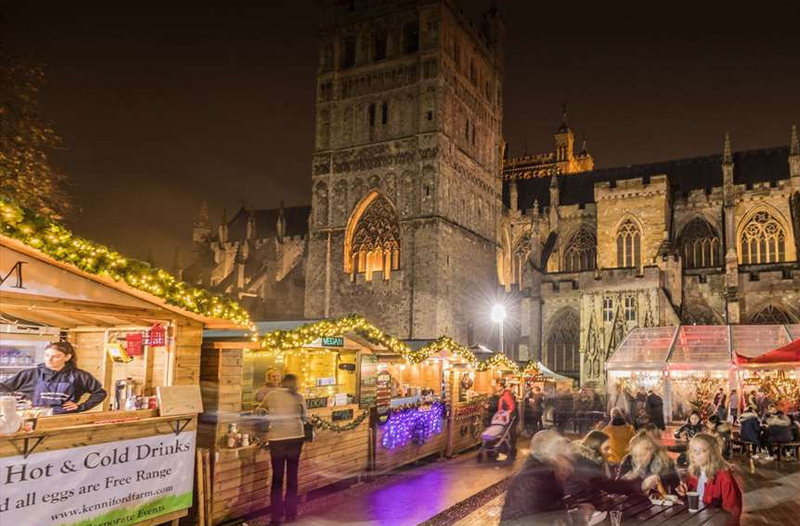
xmin=774 ymin=442 xmax=800 ymax=462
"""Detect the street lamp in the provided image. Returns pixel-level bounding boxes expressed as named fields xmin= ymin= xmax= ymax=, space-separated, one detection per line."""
xmin=491 ymin=304 xmax=506 ymax=354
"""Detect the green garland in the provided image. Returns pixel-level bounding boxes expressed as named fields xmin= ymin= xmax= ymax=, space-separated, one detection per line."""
xmin=253 ymin=314 xmax=526 ymax=374
xmin=310 ymin=410 xmax=369 ymax=432
xmin=0 ymin=197 xmax=251 ymax=326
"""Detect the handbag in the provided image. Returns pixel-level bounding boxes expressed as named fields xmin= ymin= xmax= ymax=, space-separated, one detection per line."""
xmin=303 ymin=421 xmax=315 ymax=442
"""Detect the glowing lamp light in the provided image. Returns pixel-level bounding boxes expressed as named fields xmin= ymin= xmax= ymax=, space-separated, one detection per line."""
xmin=490 ymin=304 xmax=506 ymax=323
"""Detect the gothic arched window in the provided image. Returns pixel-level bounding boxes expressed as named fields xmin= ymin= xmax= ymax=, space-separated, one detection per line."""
xmin=739 ymin=210 xmax=787 ymax=264
xmin=546 ymin=311 xmax=580 ymax=380
xmin=616 ymin=219 xmax=641 ymax=269
xmin=563 ymin=228 xmax=596 ymax=272
xmin=344 ymin=193 xmax=401 ymax=281
xmin=750 ymin=305 xmax=792 ymax=325
xmin=680 ymin=218 xmax=721 ymax=269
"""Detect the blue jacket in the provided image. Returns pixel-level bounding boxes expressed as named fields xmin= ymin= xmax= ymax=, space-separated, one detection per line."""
xmin=0 ymin=363 xmax=107 ymax=413
xmin=739 ymin=412 xmax=761 ymax=443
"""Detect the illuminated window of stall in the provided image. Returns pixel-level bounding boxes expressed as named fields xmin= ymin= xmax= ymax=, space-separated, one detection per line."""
xmin=283 ymin=348 xmax=358 ymax=402
xmin=242 ymin=352 xmax=284 ymax=410
xmin=381 ymin=358 xmax=442 ymax=403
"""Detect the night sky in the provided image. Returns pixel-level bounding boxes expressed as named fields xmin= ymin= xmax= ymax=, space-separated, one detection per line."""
xmin=4 ymin=0 xmax=800 ymax=268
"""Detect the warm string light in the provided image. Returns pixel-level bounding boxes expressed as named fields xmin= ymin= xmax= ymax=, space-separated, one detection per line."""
xmin=0 ymin=197 xmax=251 ymax=326
xmin=246 ymin=314 xmax=534 ymax=374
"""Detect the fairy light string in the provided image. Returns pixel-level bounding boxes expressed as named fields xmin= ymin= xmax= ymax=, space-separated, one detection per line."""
xmin=0 ymin=197 xmax=251 ymax=327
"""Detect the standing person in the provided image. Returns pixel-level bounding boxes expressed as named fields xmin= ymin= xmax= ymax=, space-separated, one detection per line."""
xmin=728 ymin=389 xmax=739 ymax=424
xmin=499 ymin=431 xmax=574 ymax=526
xmin=496 ymin=382 xmax=518 ymax=461
xmin=609 ymin=383 xmax=632 ymax=421
xmin=529 ymin=385 xmax=544 ymax=434
xmin=0 ymin=341 xmax=106 ymax=414
xmin=255 ymin=367 xmax=282 ymax=404
xmin=714 ymin=388 xmax=727 ymax=422
xmin=633 ymin=387 xmax=649 ymax=430
xmin=258 ymin=374 xmax=307 ymax=526
xmin=603 ymin=407 xmax=636 ymax=465
xmin=646 ymin=389 xmax=665 ymax=430
xmin=678 ymin=433 xmax=743 ymax=526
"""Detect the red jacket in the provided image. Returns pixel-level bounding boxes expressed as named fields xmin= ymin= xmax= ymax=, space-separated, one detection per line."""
xmin=498 ymin=390 xmax=516 ymax=414
xmin=686 ymin=469 xmax=742 ymax=526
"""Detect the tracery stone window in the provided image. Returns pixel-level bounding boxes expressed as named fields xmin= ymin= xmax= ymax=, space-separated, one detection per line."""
xmin=682 ymin=302 xmax=719 ymax=325
xmin=739 ymin=210 xmax=786 ymax=264
xmin=562 ymin=228 xmax=596 ymax=272
xmin=546 ymin=311 xmax=580 ymax=380
xmin=750 ymin=305 xmax=792 ymax=325
xmin=616 ymin=219 xmax=641 ymax=269
xmin=344 ymin=193 xmax=401 ymax=281
xmin=680 ymin=218 xmax=721 ymax=268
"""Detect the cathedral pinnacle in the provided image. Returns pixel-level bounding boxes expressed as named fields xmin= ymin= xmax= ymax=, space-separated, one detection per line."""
xmin=557 ymin=103 xmax=569 ymax=133
xmin=791 ymin=124 xmax=799 ymax=156
xmin=723 ymin=131 xmax=733 ymax=164
xmin=198 ymin=201 xmax=209 ymax=222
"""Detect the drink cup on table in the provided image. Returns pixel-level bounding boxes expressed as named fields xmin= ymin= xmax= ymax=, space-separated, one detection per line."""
xmin=687 ymin=491 xmax=700 ymax=512
xmin=610 ymin=510 xmax=623 ymax=526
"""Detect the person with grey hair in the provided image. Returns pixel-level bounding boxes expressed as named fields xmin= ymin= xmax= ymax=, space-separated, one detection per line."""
xmin=500 ymin=430 xmax=576 ymax=525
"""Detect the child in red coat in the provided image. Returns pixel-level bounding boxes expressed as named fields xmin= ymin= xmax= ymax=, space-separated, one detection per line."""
xmin=677 ymin=432 xmax=743 ymax=526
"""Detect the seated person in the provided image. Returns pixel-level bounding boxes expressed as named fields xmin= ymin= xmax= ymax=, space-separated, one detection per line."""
xmin=738 ymin=406 xmax=764 ymax=457
xmin=765 ymin=411 xmax=793 ymax=459
xmin=618 ymin=432 xmax=681 ymax=495
xmin=602 ymin=407 xmax=636 ymax=465
xmin=706 ymin=415 xmax=733 ymax=459
xmin=674 ymin=411 xmax=704 ymax=441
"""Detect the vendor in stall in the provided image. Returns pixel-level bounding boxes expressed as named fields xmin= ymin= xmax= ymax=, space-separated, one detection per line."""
xmin=0 ymin=341 xmax=107 ymax=413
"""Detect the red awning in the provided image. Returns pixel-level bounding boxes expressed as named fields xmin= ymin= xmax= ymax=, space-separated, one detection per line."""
xmin=735 ymin=337 xmax=800 ymax=364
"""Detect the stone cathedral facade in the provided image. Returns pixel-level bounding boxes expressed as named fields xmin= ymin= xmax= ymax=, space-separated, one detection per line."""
xmin=304 ymin=0 xmax=505 ymax=343
xmin=499 ymin=121 xmax=800 ymax=385
xmin=186 ymin=0 xmax=800 ymax=387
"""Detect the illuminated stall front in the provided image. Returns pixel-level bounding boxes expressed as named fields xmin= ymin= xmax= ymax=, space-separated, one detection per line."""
xmin=199 ymin=317 xmax=382 ymax=525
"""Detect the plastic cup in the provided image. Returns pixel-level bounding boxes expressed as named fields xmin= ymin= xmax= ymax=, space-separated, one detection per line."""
xmin=610 ymin=510 xmax=623 ymax=526
xmin=687 ymin=492 xmax=700 ymax=512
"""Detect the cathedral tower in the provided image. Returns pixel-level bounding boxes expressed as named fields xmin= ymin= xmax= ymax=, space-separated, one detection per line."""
xmin=306 ymin=0 xmax=505 ymax=341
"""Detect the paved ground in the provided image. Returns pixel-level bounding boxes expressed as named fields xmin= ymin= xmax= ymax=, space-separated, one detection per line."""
xmin=246 ymin=444 xmax=526 ymax=526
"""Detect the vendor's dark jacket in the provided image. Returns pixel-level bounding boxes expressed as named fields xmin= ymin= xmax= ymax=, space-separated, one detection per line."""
xmin=499 ymin=456 xmax=571 ymax=526
xmin=0 ymin=363 xmax=107 ymax=413
xmin=564 ymin=442 xmax=643 ymax=507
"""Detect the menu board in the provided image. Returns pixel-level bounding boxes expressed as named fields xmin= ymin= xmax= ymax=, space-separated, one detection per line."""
xmin=359 ymin=354 xmax=378 ymax=409
xmin=376 ymin=370 xmax=392 ymax=425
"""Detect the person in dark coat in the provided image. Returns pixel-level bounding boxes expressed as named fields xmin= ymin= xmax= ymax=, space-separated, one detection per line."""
xmin=565 ymin=430 xmax=657 ymax=507
xmin=646 ymin=389 xmax=665 ymax=430
xmin=0 ymin=341 xmax=106 ymax=413
xmin=500 ymin=431 xmax=574 ymax=526
xmin=738 ymin=406 xmax=763 ymax=457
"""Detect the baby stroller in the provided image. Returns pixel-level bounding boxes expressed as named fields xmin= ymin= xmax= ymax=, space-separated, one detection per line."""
xmin=477 ymin=410 xmax=517 ymax=462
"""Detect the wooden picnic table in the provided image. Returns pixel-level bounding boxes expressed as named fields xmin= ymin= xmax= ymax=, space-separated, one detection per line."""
xmin=592 ymin=492 xmax=732 ymax=525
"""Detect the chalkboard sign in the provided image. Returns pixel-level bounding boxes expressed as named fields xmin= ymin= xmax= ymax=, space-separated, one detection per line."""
xmin=338 ymin=363 xmax=356 ymax=372
xmin=376 ymin=370 xmax=392 ymax=425
xmin=306 ymin=397 xmax=328 ymax=409
xmin=332 ymin=409 xmax=354 ymax=422
xmin=359 ymin=354 xmax=378 ymax=409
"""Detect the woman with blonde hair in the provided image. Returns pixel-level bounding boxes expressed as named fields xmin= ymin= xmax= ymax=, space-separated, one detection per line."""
xmin=618 ymin=431 xmax=680 ymax=494
xmin=678 ymin=433 xmax=742 ymax=525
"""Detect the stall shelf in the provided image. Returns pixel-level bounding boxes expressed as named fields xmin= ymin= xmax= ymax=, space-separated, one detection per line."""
xmin=199 ymin=320 xmax=381 ymax=525
xmin=0 ymin=204 xmax=244 ymax=526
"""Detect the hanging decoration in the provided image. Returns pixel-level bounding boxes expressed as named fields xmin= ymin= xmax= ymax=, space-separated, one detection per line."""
xmin=522 ymin=361 xmax=541 ymax=377
xmin=105 ymin=343 xmax=132 ymax=364
xmin=250 ymin=314 xmax=531 ymax=375
xmin=125 ymin=333 xmax=143 ymax=356
xmin=148 ymin=324 xmax=166 ymax=347
xmin=310 ymin=410 xmax=369 ymax=433
xmin=381 ymin=402 xmax=445 ymax=450
xmin=0 ymin=197 xmax=252 ymax=327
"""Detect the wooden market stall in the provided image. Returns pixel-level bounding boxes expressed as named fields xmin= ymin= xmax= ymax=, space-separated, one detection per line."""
xmin=199 ymin=318 xmax=382 ymax=525
xmin=371 ymin=340 xmax=451 ymax=473
xmin=0 ymin=223 xmax=245 ymax=526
